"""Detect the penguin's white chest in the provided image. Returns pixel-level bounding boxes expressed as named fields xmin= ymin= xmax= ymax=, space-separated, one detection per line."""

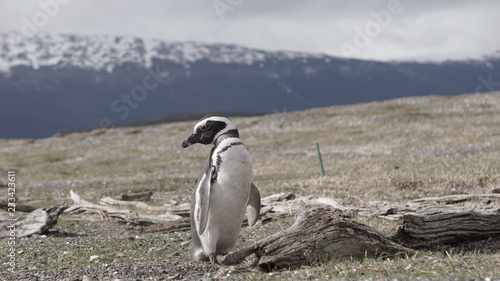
xmin=199 ymin=139 xmax=253 ymax=254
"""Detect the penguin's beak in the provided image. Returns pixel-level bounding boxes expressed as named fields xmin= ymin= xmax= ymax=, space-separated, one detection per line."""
xmin=182 ymin=133 xmax=200 ymax=148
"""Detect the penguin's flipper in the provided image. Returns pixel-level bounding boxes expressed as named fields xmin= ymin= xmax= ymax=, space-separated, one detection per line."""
xmin=197 ymin=166 xmax=215 ymax=235
xmin=246 ymin=182 xmax=261 ymax=227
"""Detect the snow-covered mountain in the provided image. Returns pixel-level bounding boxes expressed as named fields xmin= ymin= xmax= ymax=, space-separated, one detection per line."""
xmin=1 ymin=31 xmax=499 ymax=139
xmin=0 ymin=31 xmax=328 ymax=74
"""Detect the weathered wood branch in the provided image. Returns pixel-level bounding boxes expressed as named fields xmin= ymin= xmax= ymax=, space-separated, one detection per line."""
xmin=129 ymin=218 xmax=191 ymax=234
xmin=65 ymin=190 xmax=182 ymax=226
xmin=377 ymin=193 xmax=499 ymax=221
xmin=100 ymin=195 xmax=193 ymax=218
xmin=411 ymin=194 xmax=500 ymax=204
xmin=392 ymin=211 xmax=500 ymax=248
xmin=100 ymin=197 xmax=170 ymax=213
xmin=0 ymin=202 xmax=68 ymax=238
xmin=260 ymin=192 xmax=369 ymax=215
xmin=220 ymin=193 xmax=500 ymax=271
xmin=114 ymin=191 xmax=153 ymax=201
xmin=222 ymin=208 xmax=409 ymax=271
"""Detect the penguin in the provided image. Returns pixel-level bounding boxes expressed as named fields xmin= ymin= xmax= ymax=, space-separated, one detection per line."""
xmin=181 ymin=115 xmax=261 ymax=266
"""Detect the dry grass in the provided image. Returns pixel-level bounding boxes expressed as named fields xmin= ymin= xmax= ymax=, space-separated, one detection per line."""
xmin=1 ymin=92 xmax=499 ymax=279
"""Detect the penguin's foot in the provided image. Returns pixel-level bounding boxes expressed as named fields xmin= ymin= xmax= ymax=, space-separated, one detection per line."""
xmin=209 ymin=253 xmax=221 ymax=269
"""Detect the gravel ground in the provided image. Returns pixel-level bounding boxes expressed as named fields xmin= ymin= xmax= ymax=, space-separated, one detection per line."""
xmin=3 ymin=261 xmax=215 ymax=281
xmin=0 ymin=215 xmax=293 ymax=281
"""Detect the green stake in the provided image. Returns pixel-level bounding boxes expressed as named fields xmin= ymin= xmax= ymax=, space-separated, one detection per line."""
xmin=316 ymin=142 xmax=325 ymax=176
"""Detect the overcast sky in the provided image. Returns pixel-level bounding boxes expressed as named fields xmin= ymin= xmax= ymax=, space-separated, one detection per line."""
xmin=1 ymin=0 xmax=499 ymax=62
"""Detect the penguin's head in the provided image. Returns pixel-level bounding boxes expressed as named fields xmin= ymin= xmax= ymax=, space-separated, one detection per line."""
xmin=182 ymin=115 xmax=238 ymax=148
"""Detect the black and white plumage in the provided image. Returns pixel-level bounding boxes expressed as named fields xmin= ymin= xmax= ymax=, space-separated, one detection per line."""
xmin=181 ymin=115 xmax=261 ymax=266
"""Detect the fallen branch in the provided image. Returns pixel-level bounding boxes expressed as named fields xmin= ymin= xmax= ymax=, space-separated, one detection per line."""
xmin=65 ymin=190 xmax=182 ymax=226
xmin=100 ymin=197 xmax=170 ymax=213
xmin=0 ymin=203 xmax=68 ymax=238
xmin=220 ymin=193 xmax=500 ymax=271
xmin=260 ymin=192 xmax=369 ymax=218
xmin=222 ymin=208 xmax=408 ymax=271
xmin=411 ymin=194 xmax=500 ymax=204
xmin=377 ymin=193 xmax=499 ymax=221
xmin=128 ymin=218 xmax=191 ymax=234
xmin=114 ymin=191 xmax=153 ymax=201
xmin=392 ymin=211 xmax=500 ymax=248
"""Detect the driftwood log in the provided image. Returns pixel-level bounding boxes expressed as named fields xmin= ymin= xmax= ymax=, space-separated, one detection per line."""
xmin=65 ymin=190 xmax=183 ymax=225
xmin=100 ymin=196 xmax=173 ymax=213
xmin=411 ymin=193 xmax=500 ymax=204
xmin=0 ymin=203 xmax=68 ymax=238
xmin=378 ymin=194 xmax=500 ymax=216
xmin=114 ymin=191 xmax=153 ymax=201
xmin=66 ymin=191 xmax=358 ymax=231
xmin=392 ymin=211 xmax=500 ymax=248
xmin=219 ymin=193 xmax=500 ymax=270
xmin=222 ymin=208 xmax=408 ymax=271
xmin=376 ymin=193 xmax=500 ymax=248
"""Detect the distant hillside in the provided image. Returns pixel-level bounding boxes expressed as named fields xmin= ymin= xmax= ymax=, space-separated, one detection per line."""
xmin=114 ymin=111 xmax=260 ymax=128
xmin=1 ymin=31 xmax=499 ymax=138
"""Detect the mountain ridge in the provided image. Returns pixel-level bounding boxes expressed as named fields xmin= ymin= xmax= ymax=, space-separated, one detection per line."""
xmin=1 ymin=31 xmax=499 ymax=139
xmin=0 ymin=31 xmax=331 ymax=74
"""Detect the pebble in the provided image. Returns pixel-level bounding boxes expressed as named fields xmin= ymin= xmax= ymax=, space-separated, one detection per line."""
xmin=168 ymin=273 xmax=180 ymax=279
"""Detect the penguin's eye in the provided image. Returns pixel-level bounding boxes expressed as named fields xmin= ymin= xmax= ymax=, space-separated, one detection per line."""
xmin=196 ymin=125 xmax=207 ymax=134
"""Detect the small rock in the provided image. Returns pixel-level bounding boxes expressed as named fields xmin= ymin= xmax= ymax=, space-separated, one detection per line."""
xmin=89 ymin=255 xmax=99 ymax=262
xmin=148 ymin=247 xmax=167 ymax=253
xmin=168 ymin=273 xmax=180 ymax=279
